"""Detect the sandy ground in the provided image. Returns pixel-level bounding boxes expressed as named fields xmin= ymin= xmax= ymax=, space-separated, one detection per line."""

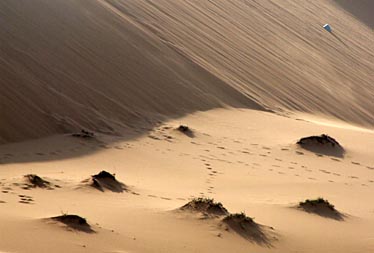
xmin=1 ymin=108 xmax=374 ymax=253
xmin=1 ymin=0 xmax=373 ymax=252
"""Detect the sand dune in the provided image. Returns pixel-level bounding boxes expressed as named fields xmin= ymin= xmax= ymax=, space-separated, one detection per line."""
xmin=0 ymin=0 xmax=261 ymax=144
xmin=1 ymin=108 xmax=374 ymax=253
xmin=1 ymin=0 xmax=373 ymax=144
xmin=1 ymin=1 xmax=374 ymax=253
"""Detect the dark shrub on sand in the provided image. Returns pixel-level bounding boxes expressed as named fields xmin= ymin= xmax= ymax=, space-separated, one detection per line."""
xmin=177 ymin=125 xmax=194 ymax=137
xmin=90 ymin=171 xmax=126 ymax=193
xmin=298 ymin=198 xmax=344 ymax=220
xmin=180 ymin=198 xmax=229 ymax=216
xmin=297 ymin=134 xmax=345 ymax=157
xmin=24 ymin=174 xmax=51 ymax=188
xmin=51 ymin=214 xmax=94 ymax=233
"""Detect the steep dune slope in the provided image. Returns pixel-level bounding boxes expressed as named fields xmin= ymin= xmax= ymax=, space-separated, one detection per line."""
xmin=114 ymin=0 xmax=374 ymax=125
xmin=1 ymin=0 xmax=373 ymax=144
xmin=0 ymin=0 xmax=261 ymax=144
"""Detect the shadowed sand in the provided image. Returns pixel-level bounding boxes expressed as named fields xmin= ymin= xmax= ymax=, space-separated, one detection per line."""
xmin=334 ymin=0 xmax=374 ymax=28
xmin=0 ymin=0 xmax=373 ymax=148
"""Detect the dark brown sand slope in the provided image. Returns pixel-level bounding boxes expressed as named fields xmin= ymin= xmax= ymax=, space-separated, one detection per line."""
xmin=0 ymin=0 xmax=261 ymax=144
xmin=0 ymin=0 xmax=373 ymax=144
xmin=334 ymin=0 xmax=374 ymax=28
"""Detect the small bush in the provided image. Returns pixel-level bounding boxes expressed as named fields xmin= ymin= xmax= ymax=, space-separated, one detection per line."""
xmin=181 ymin=198 xmax=229 ymax=216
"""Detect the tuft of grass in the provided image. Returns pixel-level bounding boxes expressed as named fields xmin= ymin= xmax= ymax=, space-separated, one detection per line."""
xmin=181 ymin=197 xmax=229 ymax=216
xmin=299 ymin=197 xmax=335 ymax=210
xmin=89 ymin=170 xmax=126 ymax=193
xmin=24 ymin=174 xmax=51 ymax=188
xmin=177 ymin=125 xmax=190 ymax=132
xmin=92 ymin=171 xmax=116 ymax=180
xmin=51 ymin=213 xmax=94 ymax=233
xmin=223 ymin=212 xmax=254 ymax=224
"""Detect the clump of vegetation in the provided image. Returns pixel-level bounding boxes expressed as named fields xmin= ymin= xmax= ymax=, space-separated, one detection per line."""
xmin=297 ymin=134 xmax=345 ymax=157
xmin=177 ymin=125 xmax=190 ymax=132
xmin=24 ymin=174 xmax=51 ymax=188
xmin=72 ymin=129 xmax=95 ymax=138
xmin=51 ymin=214 xmax=94 ymax=233
xmin=93 ymin=171 xmax=116 ymax=181
xmin=298 ymin=198 xmax=344 ymax=220
xmin=90 ymin=170 xmax=126 ymax=193
xmin=181 ymin=198 xmax=229 ymax=216
xmin=223 ymin=212 xmax=255 ymax=227
xmin=297 ymin=134 xmax=340 ymax=147
xmin=176 ymin=125 xmax=194 ymax=137
xmin=299 ymin=198 xmax=335 ymax=210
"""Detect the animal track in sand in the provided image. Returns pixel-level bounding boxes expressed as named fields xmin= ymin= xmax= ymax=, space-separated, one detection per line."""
xmin=18 ymin=194 xmax=34 ymax=204
xmin=295 ymin=151 xmax=304 ymax=155
xmin=349 ymin=176 xmax=359 ymax=179
xmin=320 ymin=170 xmax=331 ymax=174
xmin=147 ymin=194 xmax=173 ymax=201
xmin=367 ymin=166 xmax=374 ymax=170
xmin=241 ymin=151 xmax=252 ymax=155
xmin=351 ymin=162 xmax=361 ymax=166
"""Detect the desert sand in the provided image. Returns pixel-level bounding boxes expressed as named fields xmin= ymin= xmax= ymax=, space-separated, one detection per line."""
xmin=0 ymin=0 xmax=373 ymax=253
